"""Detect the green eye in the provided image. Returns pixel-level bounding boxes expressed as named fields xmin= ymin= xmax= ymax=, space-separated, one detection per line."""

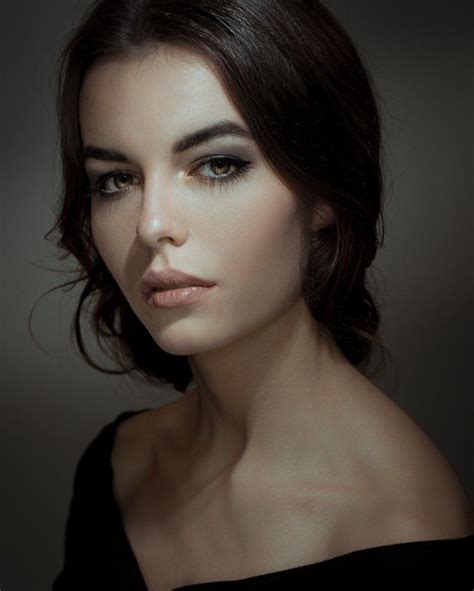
xmin=90 ymin=170 xmax=138 ymax=201
xmin=90 ymin=156 xmax=252 ymax=202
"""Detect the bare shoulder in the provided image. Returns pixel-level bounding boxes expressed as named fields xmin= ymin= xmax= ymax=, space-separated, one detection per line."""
xmin=345 ymin=380 xmax=474 ymax=541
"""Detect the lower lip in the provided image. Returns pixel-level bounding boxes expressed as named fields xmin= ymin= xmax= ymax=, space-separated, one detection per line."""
xmin=146 ymin=285 xmax=215 ymax=308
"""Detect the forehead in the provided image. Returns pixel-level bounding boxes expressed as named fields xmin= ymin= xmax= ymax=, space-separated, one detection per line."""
xmin=79 ymin=47 xmax=244 ymax=148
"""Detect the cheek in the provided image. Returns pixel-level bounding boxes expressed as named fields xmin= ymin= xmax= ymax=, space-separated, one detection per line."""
xmin=219 ymin=194 xmax=307 ymax=305
xmin=90 ymin=210 xmax=131 ymax=285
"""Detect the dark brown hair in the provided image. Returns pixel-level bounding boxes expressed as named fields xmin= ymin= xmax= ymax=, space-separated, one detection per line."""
xmin=32 ymin=0 xmax=392 ymax=393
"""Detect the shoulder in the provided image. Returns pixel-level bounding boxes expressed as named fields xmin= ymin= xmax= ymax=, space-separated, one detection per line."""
xmin=379 ymin=448 xmax=474 ymax=541
xmin=112 ymin=399 xmax=188 ymax=456
xmin=343 ymin=381 xmax=474 ymax=543
xmin=72 ymin=411 xmax=142 ymax=486
xmin=110 ymin=399 xmax=187 ymax=507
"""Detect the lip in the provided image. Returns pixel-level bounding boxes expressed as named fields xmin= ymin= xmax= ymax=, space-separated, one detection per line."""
xmin=146 ymin=285 xmax=215 ymax=309
xmin=140 ymin=267 xmax=216 ymax=297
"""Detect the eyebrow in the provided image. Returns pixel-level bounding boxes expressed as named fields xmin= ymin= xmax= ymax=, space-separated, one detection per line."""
xmin=82 ymin=120 xmax=253 ymax=163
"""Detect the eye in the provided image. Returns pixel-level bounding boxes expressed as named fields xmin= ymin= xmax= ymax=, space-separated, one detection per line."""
xmin=89 ymin=156 xmax=252 ymax=202
xmin=192 ymin=156 xmax=252 ymax=188
xmin=89 ymin=170 xmax=139 ymax=201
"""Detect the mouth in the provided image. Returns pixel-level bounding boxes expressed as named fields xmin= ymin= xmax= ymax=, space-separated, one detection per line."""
xmin=140 ymin=267 xmax=216 ymax=298
xmin=146 ymin=283 xmax=215 ymax=308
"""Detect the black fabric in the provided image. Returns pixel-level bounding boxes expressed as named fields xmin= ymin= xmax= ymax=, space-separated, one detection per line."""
xmin=52 ymin=409 xmax=474 ymax=590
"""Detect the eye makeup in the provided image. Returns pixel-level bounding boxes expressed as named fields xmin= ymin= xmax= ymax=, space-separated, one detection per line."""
xmin=88 ymin=155 xmax=253 ymax=201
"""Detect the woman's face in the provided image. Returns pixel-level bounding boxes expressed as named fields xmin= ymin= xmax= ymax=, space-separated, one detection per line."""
xmin=79 ymin=47 xmax=311 ymax=356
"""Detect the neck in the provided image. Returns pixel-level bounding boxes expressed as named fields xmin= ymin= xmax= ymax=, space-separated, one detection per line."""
xmin=183 ymin=298 xmax=360 ymax=488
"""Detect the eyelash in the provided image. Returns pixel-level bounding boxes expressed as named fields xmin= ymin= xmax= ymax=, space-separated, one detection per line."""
xmin=89 ymin=156 xmax=252 ymax=202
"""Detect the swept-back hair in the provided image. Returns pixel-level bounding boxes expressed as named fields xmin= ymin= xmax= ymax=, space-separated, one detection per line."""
xmin=32 ymin=0 xmax=391 ymax=393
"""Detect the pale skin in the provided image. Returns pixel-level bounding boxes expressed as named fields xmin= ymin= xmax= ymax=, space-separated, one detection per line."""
xmin=79 ymin=46 xmax=473 ymax=589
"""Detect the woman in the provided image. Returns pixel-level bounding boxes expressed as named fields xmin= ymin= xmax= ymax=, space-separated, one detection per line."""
xmin=50 ymin=0 xmax=473 ymax=588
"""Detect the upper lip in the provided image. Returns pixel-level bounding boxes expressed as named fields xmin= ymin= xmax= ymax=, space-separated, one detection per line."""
xmin=140 ymin=267 xmax=216 ymax=295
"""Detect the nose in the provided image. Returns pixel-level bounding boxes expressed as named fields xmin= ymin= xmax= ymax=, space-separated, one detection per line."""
xmin=135 ymin=176 xmax=187 ymax=248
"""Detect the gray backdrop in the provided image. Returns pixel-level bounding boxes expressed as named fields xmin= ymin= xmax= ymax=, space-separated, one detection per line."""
xmin=2 ymin=1 xmax=473 ymax=589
